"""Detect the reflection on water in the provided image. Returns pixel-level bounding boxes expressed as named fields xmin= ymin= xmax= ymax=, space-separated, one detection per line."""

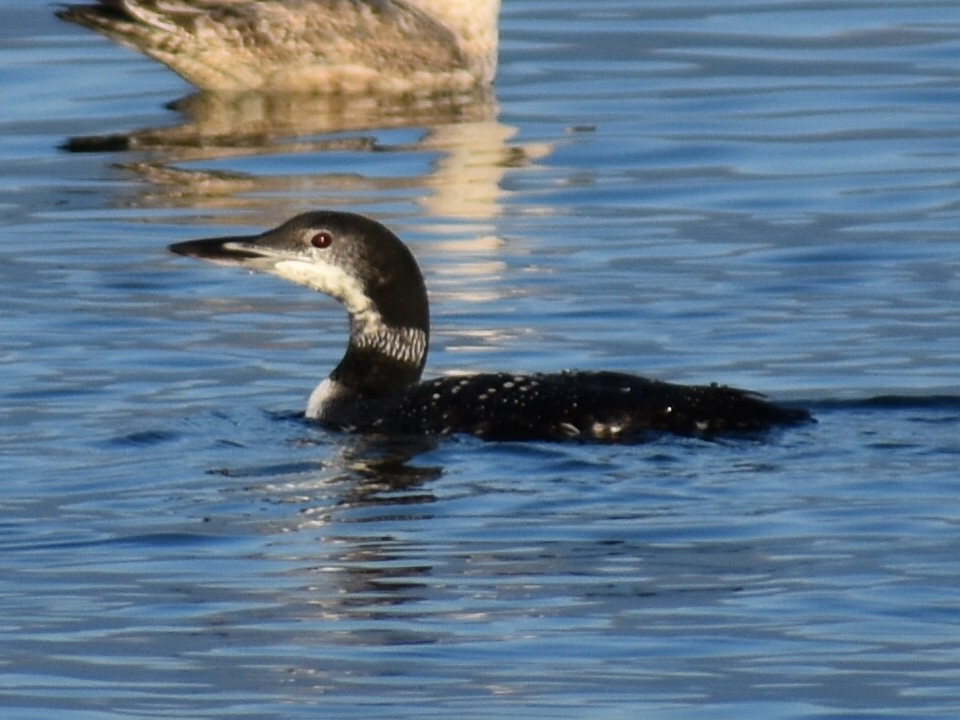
xmin=63 ymin=89 xmax=552 ymax=224
xmin=219 ymin=429 xmax=443 ymax=517
xmin=256 ymin=435 xmax=445 ymax=616
xmin=64 ymin=89 xmax=497 ymax=155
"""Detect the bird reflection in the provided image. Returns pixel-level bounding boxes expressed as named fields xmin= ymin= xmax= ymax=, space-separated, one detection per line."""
xmin=213 ymin=428 xmax=441 ymax=508
xmin=208 ymin=430 xmax=443 ymax=614
xmin=62 ymin=89 xmax=549 ymax=221
xmin=64 ymin=89 xmax=495 ymax=156
xmin=333 ymin=434 xmax=442 ymax=509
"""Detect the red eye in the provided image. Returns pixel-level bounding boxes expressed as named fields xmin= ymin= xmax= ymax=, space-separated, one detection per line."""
xmin=310 ymin=230 xmax=333 ymax=249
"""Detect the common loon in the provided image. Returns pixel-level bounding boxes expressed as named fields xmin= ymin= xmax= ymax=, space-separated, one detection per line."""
xmin=170 ymin=211 xmax=811 ymax=442
xmin=57 ymin=0 xmax=499 ymax=94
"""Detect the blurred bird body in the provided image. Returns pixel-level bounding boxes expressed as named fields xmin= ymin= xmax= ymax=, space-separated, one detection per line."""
xmin=57 ymin=0 xmax=500 ymax=94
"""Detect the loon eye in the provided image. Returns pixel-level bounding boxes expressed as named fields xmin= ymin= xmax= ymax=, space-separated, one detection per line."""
xmin=310 ymin=230 xmax=333 ymax=249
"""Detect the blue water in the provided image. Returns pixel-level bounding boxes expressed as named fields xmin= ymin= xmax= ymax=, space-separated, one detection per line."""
xmin=2 ymin=1 xmax=960 ymax=717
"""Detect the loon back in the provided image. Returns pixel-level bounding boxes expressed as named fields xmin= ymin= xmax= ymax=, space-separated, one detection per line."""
xmin=322 ymin=371 xmax=811 ymax=442
xmin=56 ymin=0 xmax=500 ymax=94
xmin=169 ymin=211 xmax=812 ymax=443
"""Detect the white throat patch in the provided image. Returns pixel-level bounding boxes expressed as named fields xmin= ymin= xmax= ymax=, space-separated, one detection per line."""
xmin=273 ymin=259 xmax=383 ymax=334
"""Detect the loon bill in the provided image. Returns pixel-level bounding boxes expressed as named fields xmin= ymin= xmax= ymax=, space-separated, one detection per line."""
xmin=169 ymin=211 xmax=812 ymax=442
xmin=56 ymin=0 xmax=500 ymax=94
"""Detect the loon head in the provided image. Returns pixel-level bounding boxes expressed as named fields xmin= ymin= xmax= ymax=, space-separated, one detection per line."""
xmin=171 ymin=211 xmax=430 ymax=415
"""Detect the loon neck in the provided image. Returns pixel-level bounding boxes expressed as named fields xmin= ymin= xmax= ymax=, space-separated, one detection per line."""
xmin=334 ymin=324 xmax=428 ymax=392
xmin=306 ymin=324 xmax=427 ymax=420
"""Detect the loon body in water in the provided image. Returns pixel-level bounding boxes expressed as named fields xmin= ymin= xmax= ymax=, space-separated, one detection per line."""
xmin=170 ymin=212 xmax=811 ymax=442
xmin=57 ymin=0 xmax=499 ymax=94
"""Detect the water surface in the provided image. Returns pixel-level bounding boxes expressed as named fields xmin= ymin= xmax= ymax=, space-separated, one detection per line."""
xmin=2 ymin=1 xmax=960 ymax=718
